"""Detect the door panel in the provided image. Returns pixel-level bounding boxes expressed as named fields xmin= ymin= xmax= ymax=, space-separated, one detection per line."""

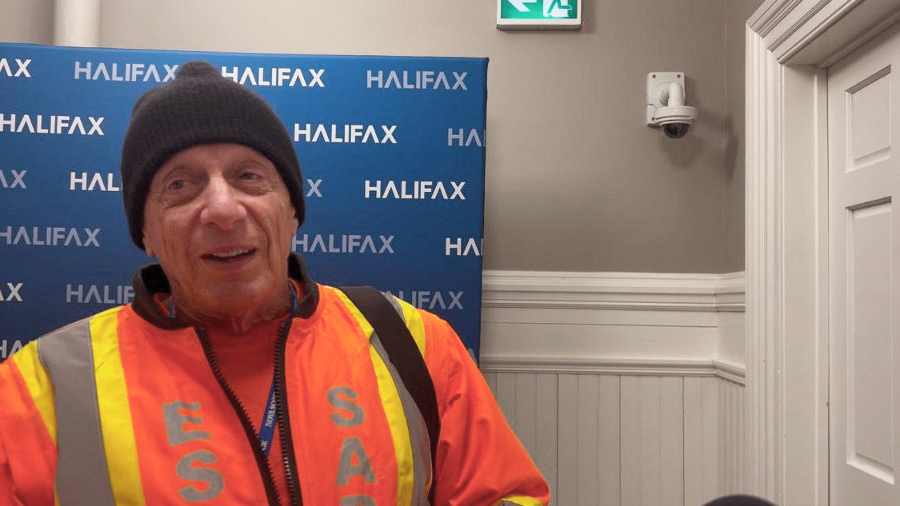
xmin=828 ymin=21 xmax=900 ymax=506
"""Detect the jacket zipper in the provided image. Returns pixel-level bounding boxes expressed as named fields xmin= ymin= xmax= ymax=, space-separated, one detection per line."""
xmin=273 ymin=318 xmax=303 ymax=504
xmin=196 ymin=327 xmax=283 ymax=505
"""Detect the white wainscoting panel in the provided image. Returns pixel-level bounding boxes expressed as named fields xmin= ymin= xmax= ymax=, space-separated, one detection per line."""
xmin=720 ymin=379 xmax=745 ymax=496
xmin=480 ymin=271 xmax=746 ymax=505
xmin=683 ymin=376 xmax=720 ymax=505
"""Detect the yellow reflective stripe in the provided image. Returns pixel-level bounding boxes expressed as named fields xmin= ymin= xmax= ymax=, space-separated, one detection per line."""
xmin=369 ymin=345 xmax=415 ymax=506
xmin=332 ymin=288 xmax=375 ymax=337
xmin=332 ymin=288 xmax=415 ymax=506
xmin=11 ymin=341 xmax=57 ymax=445
xmin=90 ymin=307 xmax=145 ymax=506
xmin=495 ymin=496 xmax=544 ymax=506
xmin=397 ymin=299 xmax=426 ymax=356
xmin=333 ymin=288 xmax=426 ymax=357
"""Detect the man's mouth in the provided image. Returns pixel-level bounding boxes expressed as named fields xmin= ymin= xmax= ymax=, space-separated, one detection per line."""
xmin=203 ymin=248 xmax=255 ymax=262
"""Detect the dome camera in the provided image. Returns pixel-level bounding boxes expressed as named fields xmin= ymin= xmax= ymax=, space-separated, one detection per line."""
xmin=662 ymin=123 xmax=690 ymax=139
xmin=646 ymin=72 xmax=698 ymax=139
xmin=655 ymin=104 xmax=697 ymax=139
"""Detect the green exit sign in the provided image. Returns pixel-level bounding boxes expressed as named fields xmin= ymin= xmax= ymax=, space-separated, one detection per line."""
xmin=497 ymin=0 xmax=582 ymax=30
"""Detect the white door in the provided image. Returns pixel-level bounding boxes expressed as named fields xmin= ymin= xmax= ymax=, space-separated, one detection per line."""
xmin=828 ymin=21 xmax=900 ymax=506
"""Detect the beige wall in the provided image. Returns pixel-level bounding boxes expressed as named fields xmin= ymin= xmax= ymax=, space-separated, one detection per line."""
xmin=723 ymin=0 xmax=764 ymax=272
xmin=0 ymin=0 xmax=53 ymax=44
xmin=2 ymin=0 xmax=763 ymax=273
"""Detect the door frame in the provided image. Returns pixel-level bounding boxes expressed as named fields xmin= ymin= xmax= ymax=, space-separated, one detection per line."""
xmin=746 ymin=0 xmax=900 ymax=504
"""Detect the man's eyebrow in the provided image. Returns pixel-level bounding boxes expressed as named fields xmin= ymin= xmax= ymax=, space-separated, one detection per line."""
xmin=158 ymin=162 xmax=193 ymax=176
xmin=152 ymin=164 xmax=193 ymax=187
xmin=233 ymin=157 xmax=270 ymax=168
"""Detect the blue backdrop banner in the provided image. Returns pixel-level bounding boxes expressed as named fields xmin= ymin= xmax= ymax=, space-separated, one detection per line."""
xmin=0 ymin=44 xmax=487 ymax=361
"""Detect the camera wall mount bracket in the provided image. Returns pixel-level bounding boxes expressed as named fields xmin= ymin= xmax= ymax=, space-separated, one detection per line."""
xmin=646 ymin=72 xmax=686 ymax=126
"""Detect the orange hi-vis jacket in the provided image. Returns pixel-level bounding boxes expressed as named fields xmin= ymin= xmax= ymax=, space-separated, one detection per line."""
xmin=0 ymin=256 xmax=550 ymax=505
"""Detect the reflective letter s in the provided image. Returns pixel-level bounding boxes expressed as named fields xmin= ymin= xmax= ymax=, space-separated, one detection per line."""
xmin=177 ymin=450 xmax=224 ymax=501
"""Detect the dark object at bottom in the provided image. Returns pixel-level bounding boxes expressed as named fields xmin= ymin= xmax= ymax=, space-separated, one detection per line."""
xmin=703 ymin=495 xmax=777 ymax=506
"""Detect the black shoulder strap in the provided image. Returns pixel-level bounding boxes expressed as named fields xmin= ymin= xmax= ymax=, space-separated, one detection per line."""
xmin=338 ymin=285 xmax=440 ymax=499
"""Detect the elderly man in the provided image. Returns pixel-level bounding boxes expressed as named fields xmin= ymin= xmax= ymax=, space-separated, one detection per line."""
xmin=0 ymin=61 xmax=550 ymax=505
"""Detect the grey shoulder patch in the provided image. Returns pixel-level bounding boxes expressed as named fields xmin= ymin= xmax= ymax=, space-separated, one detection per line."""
xmin=38 ymin=316 xmax=116 ymax=505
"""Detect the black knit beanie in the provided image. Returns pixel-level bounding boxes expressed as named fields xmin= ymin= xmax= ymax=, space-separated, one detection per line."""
xmin=120 ymin=60 xmax=304 ymax=250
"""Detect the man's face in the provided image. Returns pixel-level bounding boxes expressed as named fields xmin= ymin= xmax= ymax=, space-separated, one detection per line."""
xmin=142 ymin=143 xmax=298 ymax=320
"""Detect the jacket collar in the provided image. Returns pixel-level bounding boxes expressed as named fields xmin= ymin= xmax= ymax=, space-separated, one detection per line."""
xmin=131 ymin=253 xmax=319 ymax=330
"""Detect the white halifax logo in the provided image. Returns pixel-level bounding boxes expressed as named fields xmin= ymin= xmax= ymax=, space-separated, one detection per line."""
xmin=222 ymin=66 xmax=324 ymax=88
xmin=74 ymin=61 xmax=178 ymax=82
xmin=66 ymin=284 xmax=134 ymax=304
xmin=305 ymin=178 xmax=323 ymax=198
xmin=292 ymin=234 xmax=394 ymax=254
xmin=70 ymin=172 xmax=121 ymax=192
xmin=392 ymin=290 xmax=464 ymax=310
xmin=0 ymin=226 xmax=100 ymax=247
xmin=445 ymin=238 xmax=482 ymax=256
xmin=0 ymin=114 xmax=104 ymax=136
xmin=294 ymin=124 xmax=396 ymax=144
xmin=0 ymin=282 xmax=23 ymax=302
xmin=447 ymin=128 xmax=483 ymax=147
xmin=0 ymin=58 xmax=31 ymax=78
xmin=364 ymin=180 xmax=465 ymax=200
xmin=0 ymin=169 xmax=26 ymax=189
xmin=366 ymin=70 xmax=467 ymax=90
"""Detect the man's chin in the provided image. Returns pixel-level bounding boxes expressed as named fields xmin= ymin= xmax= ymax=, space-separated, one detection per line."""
xmin=195 ymin=287 xmax=260 ymax=308
xmin=190 ymin=285 xmax=285 ymax=316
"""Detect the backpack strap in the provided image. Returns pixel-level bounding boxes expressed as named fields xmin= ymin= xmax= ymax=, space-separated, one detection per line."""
xmin=338 ymin=286 xmax=440 ymax=501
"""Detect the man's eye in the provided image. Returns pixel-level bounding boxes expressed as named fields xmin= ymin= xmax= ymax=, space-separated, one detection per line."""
xmin=167 ymin=179 xmax=186 ymax=191
xmin=239 ymin=171 xmax=261 ymax=181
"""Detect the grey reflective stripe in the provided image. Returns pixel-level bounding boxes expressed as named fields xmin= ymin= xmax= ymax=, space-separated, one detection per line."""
xmin=38 ymin=318 xmax=116 ymax=506
xmin=371 ymin=334 xmax=431 ymax=505
xmin=383 ymin=294 xmax=404 ymax=320
xmin=372 ymin=295 xmax=432 ymax=506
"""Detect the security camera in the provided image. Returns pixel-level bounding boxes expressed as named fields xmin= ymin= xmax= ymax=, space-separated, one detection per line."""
xmin=655 ymin=103 xmax=695 ymax=139
xmin=646 ymin=72 xmax=698 ymax=139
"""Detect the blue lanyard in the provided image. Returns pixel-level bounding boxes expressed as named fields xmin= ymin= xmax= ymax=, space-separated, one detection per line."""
xmin=259 ymin=282 xmax=298 ymax=456
xmin=259 ymin=379 xmax=278 ymax=456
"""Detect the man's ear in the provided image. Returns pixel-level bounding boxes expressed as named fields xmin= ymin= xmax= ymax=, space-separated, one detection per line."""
xmin=284 ymin=215 xmax=299 ymax=250
xmin=142 ymin=233 xmax=155 ymax=257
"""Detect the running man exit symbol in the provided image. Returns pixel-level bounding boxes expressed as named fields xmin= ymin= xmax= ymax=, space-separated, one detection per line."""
xmin=507 ymin=0 xmax=572 ymax=17
xmin=545 ymin=0 xmax=573 ymax=17
xmin=498 ymin=0 xmax=580 ymax=29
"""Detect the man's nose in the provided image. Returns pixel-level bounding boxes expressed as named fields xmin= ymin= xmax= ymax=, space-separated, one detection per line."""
xmin=199 ymin=176 xmax=247 ymax=229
